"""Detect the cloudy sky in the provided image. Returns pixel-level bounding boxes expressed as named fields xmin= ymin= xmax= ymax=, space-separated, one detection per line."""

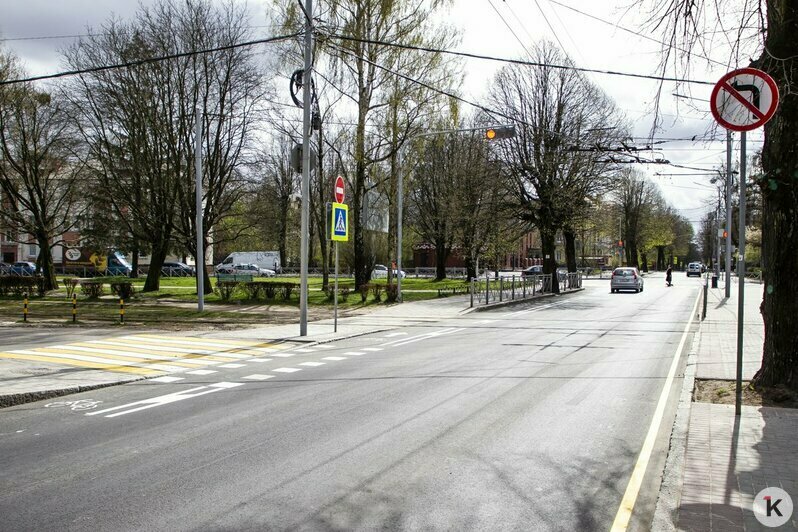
xmin=1 ymin=0 xmax=764 ymax=230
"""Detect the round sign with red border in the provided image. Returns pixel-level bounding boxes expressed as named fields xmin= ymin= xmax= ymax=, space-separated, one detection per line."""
xmin=710 ymin=68 xmax=779 ymax=132
xmin=334 ymin=176 xmax=345 ymax=203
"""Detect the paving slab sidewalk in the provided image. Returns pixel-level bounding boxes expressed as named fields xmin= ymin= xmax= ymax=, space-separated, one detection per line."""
xmin=656 ymin=278 xmax=798 ymax=531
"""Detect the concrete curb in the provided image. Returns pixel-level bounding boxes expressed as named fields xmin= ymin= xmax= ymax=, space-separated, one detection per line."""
xmin=0 ymin=377 xmax=145 ymax=409
xmin=464 ymin=287 xmax=584 ymax=313
xmin=651 ymin=318 xmax=703 ymax=531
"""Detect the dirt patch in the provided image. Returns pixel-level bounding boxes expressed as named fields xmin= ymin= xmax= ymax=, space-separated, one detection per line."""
xmin=694 ymin=378 xmax=798 ymax=409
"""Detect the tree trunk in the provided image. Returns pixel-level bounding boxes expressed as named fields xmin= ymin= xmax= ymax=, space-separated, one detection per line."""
xmin=640 ymin=252 xmax=649 ymax=273
xmin=563 ymin=228 xmax=577 ymax=273
xmin=752 ymin=1 xmax=798 ymax=391
xmin=465 ymin=254 xmax=477 ymax=281
xmin=434 ymin=240 xmax=448 ymax=281
xmin=202 ymin=236 xmax=212 ymax=295
xmin=131 ymin=243 xmax=139 ymax=279
xmin=541 ymin=228 xmax=559 ymax=294
xmin=35 ymin=234 xmax=58 ymax=291
xmin=656 ymin=246 xmax=666 ymax=270
xmin=143 ymin=239 xmax=169 ymax=292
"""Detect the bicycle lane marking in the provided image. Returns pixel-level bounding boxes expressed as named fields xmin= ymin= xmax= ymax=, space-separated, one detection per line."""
xmin=85 ymin=382 xmax=244 ymax=419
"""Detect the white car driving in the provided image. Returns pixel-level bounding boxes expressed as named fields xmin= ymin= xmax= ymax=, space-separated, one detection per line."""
xmin=371 ymin=264 xmax=406 ymax=279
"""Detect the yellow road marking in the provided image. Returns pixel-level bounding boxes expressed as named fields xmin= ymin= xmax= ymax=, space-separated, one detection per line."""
xmin=610 ymin=290 xmax=701 ymax=531
xmin=0 ymin=352 xmax=159 ymax=375
xmin=32 ymin=347 xmax=195 ymax=367
xmin=76 ymin=341 xmax=237 ymax=362
xmin=134 ymin=334 xmax=283 ymax=349
xmin=57 ymin=344 xmax=201 ymax=367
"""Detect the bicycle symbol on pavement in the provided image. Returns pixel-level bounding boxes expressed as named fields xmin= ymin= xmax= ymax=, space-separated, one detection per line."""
xmin=45 ymin=399 xmax=103 ymax=411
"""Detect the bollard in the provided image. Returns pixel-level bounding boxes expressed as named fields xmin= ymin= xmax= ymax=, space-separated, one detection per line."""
xmin=120 ymin=299 xmax=125 ymax=324
xmin=23 ymin=293 xmax=28 ymax=322
xmin=72 ymin=294 xmax=77 ymax=323
xmin=499 ymin=277 xmax=503 ymax=302
xmin=485 ymin=277 xmax=490 ymax=305
xmin=470 ymin=280 xmax=474 ymax=308
xmin=511 ymin=277 xmax=515 ymax=300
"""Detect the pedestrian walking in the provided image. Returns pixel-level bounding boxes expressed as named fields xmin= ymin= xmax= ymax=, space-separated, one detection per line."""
xmin=666 ymin=264 xmax=673 ymax=287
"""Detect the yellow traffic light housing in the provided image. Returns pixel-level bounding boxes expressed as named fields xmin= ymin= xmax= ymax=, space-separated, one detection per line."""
xmin=485 ymin=125 xmax=515 ymax=140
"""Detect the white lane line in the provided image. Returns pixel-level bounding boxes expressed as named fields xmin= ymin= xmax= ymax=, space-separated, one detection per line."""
xmin=270 ymin=353 xmax=296 ymax=358
xmin=390 ymin=328 xmax=466 ymax=347
xmin=243 ymin=374 xmax=274 ymax=381
xmin=322 ymin=356 xmax=347 ymax=361
xmin=298 ymin=361 xmax=325 ymax=367
xmin=610 ymin=290 xmax=702 ymax=530
xmin=186 ymin=369 xmax=217 ymax=375
xmin=273 ymin=367 xmax=301 ymax=373
xmin=218 ymin=363 xmax=246 ymax=368
xmin=361 ymin=347 xmax=382 ymax=352
xmin=378 ymin=328 xmax=457 ymax=347
xmin=383 ymin=332 xmax=407 ymax=338
xmin=478 ymin=320 xmax=494 ymax=324
xmin=149 ymin=376 xmax=184 ymax=383
xmin=343 ymin=351 xmax=366 ymax=356
xmin=11 ymin=350 xmax=183 ymax=373
xmin=248 ymin=358 xmax=272 ymax=363
xmin=86 ymin=382 xmax=245 ymax=418
xmin=87 ymin=340 xmax=224 ymax=356
xmin=296 ymin=348 xmax=315 ymax=353
xmin=315 ymin=345 xmax=334 ymax=349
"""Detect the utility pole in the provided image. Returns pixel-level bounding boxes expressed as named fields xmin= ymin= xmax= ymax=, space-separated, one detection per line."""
xmin=194 ymin=105 xmax=204 ymax=312
xmin=299 ymin=0 xmax=313 ymax=336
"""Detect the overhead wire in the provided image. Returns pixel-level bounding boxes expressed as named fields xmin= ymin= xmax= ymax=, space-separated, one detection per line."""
xmin=0 ymin=32 xmax=301 ymax=86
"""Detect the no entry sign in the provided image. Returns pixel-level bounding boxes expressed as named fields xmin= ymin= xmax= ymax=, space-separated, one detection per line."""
xmin=334 ymin=175 xmax=345 ymax=204
xmin=711 ymin=68 xmax=779 ymax=132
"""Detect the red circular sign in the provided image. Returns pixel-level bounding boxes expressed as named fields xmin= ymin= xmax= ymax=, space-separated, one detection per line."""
xmin=334 ymin=175 xmax=345 ymax=203
xmin=710 ymin=68 xmax=779 ymax=132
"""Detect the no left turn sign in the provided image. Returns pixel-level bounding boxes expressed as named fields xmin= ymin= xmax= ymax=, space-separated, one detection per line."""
xmin=711 ymin=68 xmax=779 ymax=132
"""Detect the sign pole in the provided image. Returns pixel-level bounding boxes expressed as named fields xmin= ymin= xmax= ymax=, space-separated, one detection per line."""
xmin=735 ymin=131 xmax=747 ymax=416
xmin=195 ymin=105 xmax=204 ymax=312
xmin=334 ymin=241 xmax=339 ymax=333
xmin=725 ymin=130 xmax=733 ymax=299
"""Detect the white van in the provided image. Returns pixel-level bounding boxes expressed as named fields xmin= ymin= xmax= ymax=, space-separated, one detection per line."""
xmin=216 ymin=252 xmax=281 ymax=273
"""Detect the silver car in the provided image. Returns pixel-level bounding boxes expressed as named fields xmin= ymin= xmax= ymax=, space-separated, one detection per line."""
xmin=610 ymin=267 xmax=644 ymax=293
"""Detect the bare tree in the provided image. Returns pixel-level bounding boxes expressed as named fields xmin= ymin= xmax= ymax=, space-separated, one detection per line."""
xmin=613 ymin=170 xmax=658 ymax=269
xmin=490 ymin=42 xmax=624 ymax=292
xmin=0 ymin=51 xmax=85 ymax=290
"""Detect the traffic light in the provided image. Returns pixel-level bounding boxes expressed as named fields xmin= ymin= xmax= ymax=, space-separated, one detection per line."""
xmin=485 ymin=125 xmax=516 ymax=140
xmin=723 ymin=230 xmax=728 ymax=238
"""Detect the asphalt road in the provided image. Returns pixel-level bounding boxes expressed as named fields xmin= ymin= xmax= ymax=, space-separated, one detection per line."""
xmin=0 ymin=274 xmax=701 ymax=531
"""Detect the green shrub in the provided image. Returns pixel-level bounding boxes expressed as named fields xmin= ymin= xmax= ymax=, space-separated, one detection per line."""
xmin=110 ymin=281 xmax=135 ymax=300
xmin=370 ymin=283 xmax=384 ymax=301
xmin=214 ymin=281 xmax=239 ymax=302
xmin=358 ymin=284 xmax=370 ymax=302
xmin=80 ymin=281 xmax=105 ymax=299
xmin=242 ymin=282 xmax=263 ymax=300
xmin=279 ymin=282 xmax=296 ymax=300
xmin=263 ymin=283 xmax=277 ymax=299
xmin=64 ymin=278 xmax=80 ymax=299
xmin=0 ymin=276 xmax=41 ymax=297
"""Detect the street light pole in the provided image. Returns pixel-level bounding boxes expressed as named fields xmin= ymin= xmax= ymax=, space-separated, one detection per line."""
xmin=299 ymin=0 xmax=313 ymax=336
xmin=194 ymin=105 xmax=204 ymax=312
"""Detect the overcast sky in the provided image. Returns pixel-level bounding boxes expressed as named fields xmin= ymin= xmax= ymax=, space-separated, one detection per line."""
xmin=0 ymin=0 xmax=764 ymax=230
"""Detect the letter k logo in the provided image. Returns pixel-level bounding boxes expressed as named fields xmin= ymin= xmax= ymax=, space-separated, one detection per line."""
xmin=765 ymin=495 xmax=783 ymax=517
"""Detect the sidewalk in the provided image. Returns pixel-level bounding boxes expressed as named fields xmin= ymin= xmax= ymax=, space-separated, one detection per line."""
xmin=656 ymin=278 xmax=798 ymax=530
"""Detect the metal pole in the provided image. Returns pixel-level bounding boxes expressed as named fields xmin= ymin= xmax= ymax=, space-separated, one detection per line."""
xmin=725 ymin=130 xmax=733 ymax=298
xmin=334 ymin=241 xmax=338 ymax=333
xmin=397 ymin=164 xmax=403 ymax=302
xmin=735 ymin=131 xmax=747 ymax=417
xmin=299 ymin=0 xmax=313 ymax=336
xmin=72 ymin=294 xmax=77 ymax=323
xmin=195 ymin=105 xmax=204 ymax=312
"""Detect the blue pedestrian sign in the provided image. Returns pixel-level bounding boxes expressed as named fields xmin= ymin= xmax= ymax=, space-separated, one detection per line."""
xmin=331 ymin=202 xmax=348 ymax=242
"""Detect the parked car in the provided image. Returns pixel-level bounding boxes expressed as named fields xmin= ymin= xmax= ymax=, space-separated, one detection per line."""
xmin=9 ymin=261 xmax=37 ymax=276
xmin=686 ymin=262 xmax=703 ymax=277
xmin=521 ymin=265 xmax=543 ymax=277
xmin=610 ymin=267 xmax=644 ymax=293
xmin=161 ymin=261 xmax=196 ymax=277
xmin=0 ymin=262 xmax=10 ymax=275
xmin=371 ymin=264 xmax=406 ymax=279
xmin=218 ymin=263 xmax=275 ymax=277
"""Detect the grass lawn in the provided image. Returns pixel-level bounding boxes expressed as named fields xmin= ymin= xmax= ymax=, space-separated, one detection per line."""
xmin=0 ymin=274 xmax=472 ymax=328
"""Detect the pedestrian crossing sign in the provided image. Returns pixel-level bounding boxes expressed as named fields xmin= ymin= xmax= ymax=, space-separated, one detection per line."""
xmin=331 ymin=202 xmax=348 ymax=242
